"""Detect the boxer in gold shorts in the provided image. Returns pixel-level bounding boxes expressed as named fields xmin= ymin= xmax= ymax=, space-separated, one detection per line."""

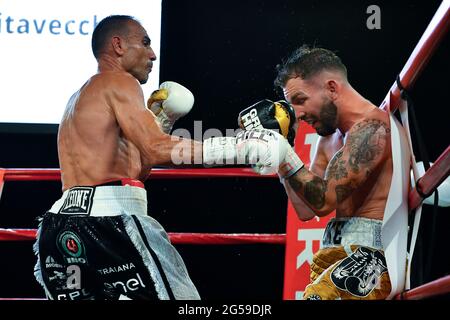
xmin=237 ymin=45 xmax=398 ymax=299
xmin=272 ymin=46 xmax=395 ymax=299
xmin=303 ymin=217 xmax=391 ymax=300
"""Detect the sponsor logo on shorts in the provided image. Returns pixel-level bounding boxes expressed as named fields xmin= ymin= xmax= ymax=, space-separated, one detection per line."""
xmin=57 ymin=289 xmax=92 ymax=300
xmin=45 ymin=256 xmax=63 ymax=269
xmin=57 ymin=231 xmax=86 ymax=264
xmin=330 ymin=247 xmax=388 ymax=297
xmin=104 ymin=272 xmax=146 ymax=293
xmin=48 ymin=270 xmax=66 ymax=282
xmin=59 ymin=187 xmax=94 ymax=214
xmin=98 ymin=262 xmax=136 ymax=275
xmin=47 ymin=265 xmax=81 ymax=290
xmin=65 ymin=257 xmax=87 ymax=264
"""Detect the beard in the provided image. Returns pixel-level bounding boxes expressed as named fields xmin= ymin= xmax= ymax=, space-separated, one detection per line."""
xmin=315 ymin=99 xmax=338 ymax=136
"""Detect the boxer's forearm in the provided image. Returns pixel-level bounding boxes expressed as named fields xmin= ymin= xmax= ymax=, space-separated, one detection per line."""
xmin=151 ymin=136 xmax=203 ymax=167
xmin=287 ymin=167 xmax=336 ymax=216
xmin=282 ymin=178 xmax=317 ymax=221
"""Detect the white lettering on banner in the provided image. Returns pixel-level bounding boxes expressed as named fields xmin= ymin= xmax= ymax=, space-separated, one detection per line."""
xmin=296 ymin=229 xmax=324 ymax=269
xmin=304 ymin=133 xmax=320 ymax=164
xmin=295 ymin=228 xmax=324 ymax=300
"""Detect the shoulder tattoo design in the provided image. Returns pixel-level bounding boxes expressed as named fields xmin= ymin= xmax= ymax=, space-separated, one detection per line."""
xmin=347 ymin=119 xmax=389 ymax=174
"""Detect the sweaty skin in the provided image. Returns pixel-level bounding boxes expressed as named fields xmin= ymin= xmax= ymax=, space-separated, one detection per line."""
xmin=58 ymin=21 xmax=201 ymax=191
xmin=282 ymin=74 xmax=393 ymax=221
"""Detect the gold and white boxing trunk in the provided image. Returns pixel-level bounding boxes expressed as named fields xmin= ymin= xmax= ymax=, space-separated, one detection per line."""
xmin=303 ymin=217 xmax=391 ymax=300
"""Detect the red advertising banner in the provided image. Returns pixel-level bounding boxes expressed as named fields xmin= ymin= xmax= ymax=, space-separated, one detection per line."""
xmin=282 ymin=123 xmax=334 ymax=300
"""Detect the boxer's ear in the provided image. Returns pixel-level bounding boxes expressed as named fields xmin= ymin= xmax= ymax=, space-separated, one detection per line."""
xmin=326 ymin=79 xmax=339 ymax=100
xmin=111 ymin=36 xmax=125 ymax=56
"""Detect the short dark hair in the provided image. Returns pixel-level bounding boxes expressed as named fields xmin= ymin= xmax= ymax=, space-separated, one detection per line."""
xmin=91 ymin=15 xmax=137 ymax=59
xmin=274 ymin=45 xmax=347 ymax=88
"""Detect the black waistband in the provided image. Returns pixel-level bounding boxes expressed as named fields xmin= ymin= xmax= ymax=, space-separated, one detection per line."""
xmin=96 ymin=180 xmax=124 ymax=187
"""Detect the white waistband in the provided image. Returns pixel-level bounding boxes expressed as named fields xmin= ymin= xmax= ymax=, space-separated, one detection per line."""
xmin=48 ymin=186 xmax=148 ymax=217
xmin=322 ymin=217 xmax=383 ymax=250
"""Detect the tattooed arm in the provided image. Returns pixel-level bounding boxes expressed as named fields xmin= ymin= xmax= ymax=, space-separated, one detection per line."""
xmin=281 ymin=135 xmax=335 ymax=221
xmin=286 ymin=119 xmax=390 ymax=217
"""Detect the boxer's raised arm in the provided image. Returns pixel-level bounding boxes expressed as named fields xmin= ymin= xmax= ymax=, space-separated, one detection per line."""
xmin=283 ymin=137 xmax=330 ymax=220
xmin=110 ymin=74 xmax=202 ymax=167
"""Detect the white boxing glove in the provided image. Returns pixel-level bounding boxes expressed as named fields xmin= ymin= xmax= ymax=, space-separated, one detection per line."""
xmin=147 ymin=81 xmax=194 ymax=133
xmin=202 ymin=129 xmax=304 ymax=176
xmin=278 ymin=146 xmax=305 ymax=179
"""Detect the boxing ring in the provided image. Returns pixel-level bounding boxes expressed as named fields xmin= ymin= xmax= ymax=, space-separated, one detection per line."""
xmin=0 ymin=1 xmax=449 ymax=300
xmin=0 ymin=168 xmax=285 ymax=245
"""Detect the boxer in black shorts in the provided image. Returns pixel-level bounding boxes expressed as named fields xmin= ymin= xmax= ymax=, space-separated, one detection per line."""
xmin=35 ymin=180 xmax=198 ymax=300
xmin=32 ymin=15 xmax=204 ymax=300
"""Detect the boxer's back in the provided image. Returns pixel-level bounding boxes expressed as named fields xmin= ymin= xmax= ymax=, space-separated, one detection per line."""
xmin=58 ymin=72 xmax=144 ymax=191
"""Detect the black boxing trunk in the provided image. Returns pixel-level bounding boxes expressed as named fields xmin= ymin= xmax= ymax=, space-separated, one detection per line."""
xmin=33 ymin=181 xmax=200 ymax=300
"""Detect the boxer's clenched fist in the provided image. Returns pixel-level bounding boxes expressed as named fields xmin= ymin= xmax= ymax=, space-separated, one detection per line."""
xmin=238 ymin=99 xmax=297 ymax=146
xmin=147 ymin=81 xmax=194 ymax=133
xmin=202 ymin=129 xmax=304 ymax=177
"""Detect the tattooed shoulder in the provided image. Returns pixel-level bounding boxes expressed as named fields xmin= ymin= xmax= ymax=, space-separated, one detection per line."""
xmin=347 ymin=119 xmax=389 ymax=173
xmin=325 ymin=149 xmax=347 ymax=180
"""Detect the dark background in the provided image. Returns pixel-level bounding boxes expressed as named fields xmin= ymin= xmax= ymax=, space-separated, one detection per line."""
xmin=0 ymin=0 xmax=449 ymax=299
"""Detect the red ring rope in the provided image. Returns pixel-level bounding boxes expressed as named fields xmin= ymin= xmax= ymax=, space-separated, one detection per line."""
xmin=2 ymin=166 xmax=448 ymax=211
xmin=395 ymin=275 xmax=450 ymax=300
xmin=1 ymin=168 xmax=276 ymax=181
xmin=0 ymin=228 xmax=285 ymax=245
